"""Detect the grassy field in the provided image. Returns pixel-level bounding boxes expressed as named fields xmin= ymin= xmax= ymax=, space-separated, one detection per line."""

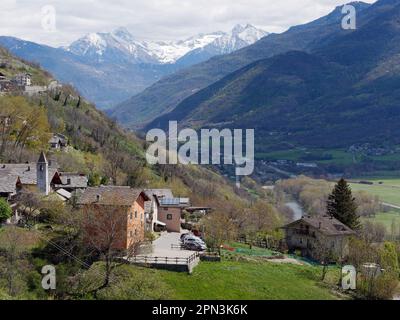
xmin=349 ymin=179 xmax=400 ymax=206
xmin=362 ymin=211 xmax=400 ymax=232
xmin=157 ymin=260 xmax=339 ymax=300
xmin=255 ymin=148 xmax=360 ymax=165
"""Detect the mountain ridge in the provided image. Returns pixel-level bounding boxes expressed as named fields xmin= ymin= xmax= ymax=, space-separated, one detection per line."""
xmin=0 ymin=24 xmax=266 ymax=109
xmin=112 ymin=1 xmax=371 ymax=128
xmin=144 ymin=0 xmax=400 ymax=162
xmin=67 ymin=24 xmax=268 ymax=65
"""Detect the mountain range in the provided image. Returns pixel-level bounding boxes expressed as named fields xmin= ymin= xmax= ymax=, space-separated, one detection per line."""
xmin=67 ymin=25 xmax=268 ymax=66
xmin=111 ymin=1 xmax=372 ymax=127
xmin=142 ymin=0 xmax=400 ymax=159
xmin=0 ymin=24 xmax=267 ymax=109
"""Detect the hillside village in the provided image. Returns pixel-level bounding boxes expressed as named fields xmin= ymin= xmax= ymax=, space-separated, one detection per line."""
xmin=0 ymin=18 xmax=400 ymax=300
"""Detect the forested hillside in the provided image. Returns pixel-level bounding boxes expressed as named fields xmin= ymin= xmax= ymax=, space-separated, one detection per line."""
xmin=112 ymin=1 xmax=371 ymax=127
xmin=145 ymin=0 xmax=400 ymax=175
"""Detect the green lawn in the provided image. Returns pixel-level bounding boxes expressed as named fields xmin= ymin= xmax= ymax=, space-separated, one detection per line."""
xmin=349 ymin=180 xmax=400 ymax=206
xmin=157 ymin=261 xmax=340 ymax=300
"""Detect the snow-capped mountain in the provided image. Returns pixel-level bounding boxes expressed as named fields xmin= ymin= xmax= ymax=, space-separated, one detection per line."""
xmin=66 ymin=25 xmax=268 ymax=65
xmin=0 ymin=24 xmax=268 ymax=109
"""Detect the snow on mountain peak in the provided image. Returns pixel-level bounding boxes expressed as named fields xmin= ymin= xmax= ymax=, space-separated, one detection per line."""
xmin=67 ymin=24 xmax=268 ymax=64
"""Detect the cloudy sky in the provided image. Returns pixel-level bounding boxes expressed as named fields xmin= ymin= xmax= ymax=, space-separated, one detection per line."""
xmin=0 ymin=0 xmax=377 ymax=47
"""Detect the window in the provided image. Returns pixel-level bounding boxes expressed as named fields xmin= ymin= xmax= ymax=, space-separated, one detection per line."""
xmin=167 ymin=214 xmax=173 ymax=220
xmin=130 ymin=231 xmax=133 ymax=237
xmin=130 ymin=212 xmax=133 ymax=220
xmin=135 ymin=211 xmax=137 ymax=219
xmin=135 ymin=229 xmax=137 ymax=235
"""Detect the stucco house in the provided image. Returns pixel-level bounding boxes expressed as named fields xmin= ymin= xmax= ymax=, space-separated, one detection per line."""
xmin=144 ymin=189 xmax=174 ymax=232
xmin=283 ymin=215 xmax=356 ymax=262
xmin=158 ymin=197 xmax=190 ymax=233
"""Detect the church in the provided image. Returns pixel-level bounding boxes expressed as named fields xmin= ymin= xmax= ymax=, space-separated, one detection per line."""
xmin=0 ymin=152 xmax=88 ymax=202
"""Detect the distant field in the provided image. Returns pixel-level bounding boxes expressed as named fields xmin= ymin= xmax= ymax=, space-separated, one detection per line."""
xmin=255 ymin=148 xmax=355 ymax=165
xmin=362 ymin=211 xmax=400 ymax=232
xmin=157 ymin=261 xmax=339 ymax=300
xmin=349 ymin=179 xmax=400 ymax=206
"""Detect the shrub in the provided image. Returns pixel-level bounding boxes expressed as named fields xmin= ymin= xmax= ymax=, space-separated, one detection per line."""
xmin=0 ymin=198 xmax=12 ymax=223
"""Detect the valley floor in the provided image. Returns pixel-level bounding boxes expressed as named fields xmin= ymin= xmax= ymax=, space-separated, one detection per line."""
xmin=349 ymin=179 xmax=400 ymax=207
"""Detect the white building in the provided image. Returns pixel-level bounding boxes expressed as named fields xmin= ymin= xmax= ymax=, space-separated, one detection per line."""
xmin=14 ymin=73 xmax=32 ymax=87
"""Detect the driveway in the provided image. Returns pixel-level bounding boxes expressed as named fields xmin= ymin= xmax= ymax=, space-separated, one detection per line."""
xmin=145 ymin=231 xmax=195 ymax=259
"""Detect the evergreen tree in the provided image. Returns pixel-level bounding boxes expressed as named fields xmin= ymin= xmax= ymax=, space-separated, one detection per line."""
xmin=327 ymin=178 xmax=360 ymax=230
xmin=0 ymin=198 xmax=12 ymax=223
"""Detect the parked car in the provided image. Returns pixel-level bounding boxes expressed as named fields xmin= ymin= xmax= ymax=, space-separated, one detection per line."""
xmin=184 ymin=238 xmax=206 ymax=248
xmin=185 ymin=242 xmax=207 ymax=251
xmin=180 ymin=233 xmax=192 ymax=241
xmin=183 ymin=235 xmax=205 ymax=244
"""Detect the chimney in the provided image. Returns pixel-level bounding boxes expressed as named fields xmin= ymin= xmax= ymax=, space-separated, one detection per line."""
xmin=27 ymin=166 xmax=30 ymax=171
xmin=67 ymin=178 xmax=71 ymax=185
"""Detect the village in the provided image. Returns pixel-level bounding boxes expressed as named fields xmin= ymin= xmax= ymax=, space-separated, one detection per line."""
xmin=0 ymin=146 xmax=218 ymax=272
xmin=0 ymin=137 xmax=362 ymax=275
xmin=0 ymin=37 xmax=398 ymax=301
xmin=0 ymin=71 xmax=60 ymax=97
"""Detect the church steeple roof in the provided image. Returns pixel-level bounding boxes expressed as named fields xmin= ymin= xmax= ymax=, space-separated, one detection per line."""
xmin=38 ymin=151 xmax=48 ymax=163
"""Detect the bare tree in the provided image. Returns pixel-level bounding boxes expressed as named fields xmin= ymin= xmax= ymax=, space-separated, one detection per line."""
xmin=103 ymin=138 xmax=125 ymax=185
xmin=15 ymin=192 xmax=43 ymax=226
xmin=312 ymin=237 xmax=336 ymax=281
xmin=80 ymin=203 xmax=141 ymax=296
xmin=203 ymin=211 xmax=237 ymax=255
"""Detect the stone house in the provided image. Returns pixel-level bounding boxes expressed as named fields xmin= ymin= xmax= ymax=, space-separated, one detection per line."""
xmin=283 ymin=215 xmax=356 ymax=262
xmin=49 ymin=133 xmax=68 ymax=150
xmin=76 ymin=186 xmax=150 ymax=251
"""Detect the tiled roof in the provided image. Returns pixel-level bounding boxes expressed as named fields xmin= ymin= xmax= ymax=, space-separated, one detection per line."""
xmin=49 ymin=133 xmax=68 ymax=144
xmin=76 ymin=186 xmax=149 ymax=206
xmin=0 ymin=163 xmax=57 ymax=186
xmin=0 ymin=175 xmax=19 ymax=193
xmin=144 ymin=189 xmax=174 ymax=199
xmin=284 ymin=215 xmax=356 ymax=236
xmin=54 ymin=172 xmax=88 ymax=189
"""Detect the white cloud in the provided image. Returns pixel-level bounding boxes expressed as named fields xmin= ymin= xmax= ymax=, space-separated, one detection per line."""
xmin=0 ymin=0 xmax=377 ymax=47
